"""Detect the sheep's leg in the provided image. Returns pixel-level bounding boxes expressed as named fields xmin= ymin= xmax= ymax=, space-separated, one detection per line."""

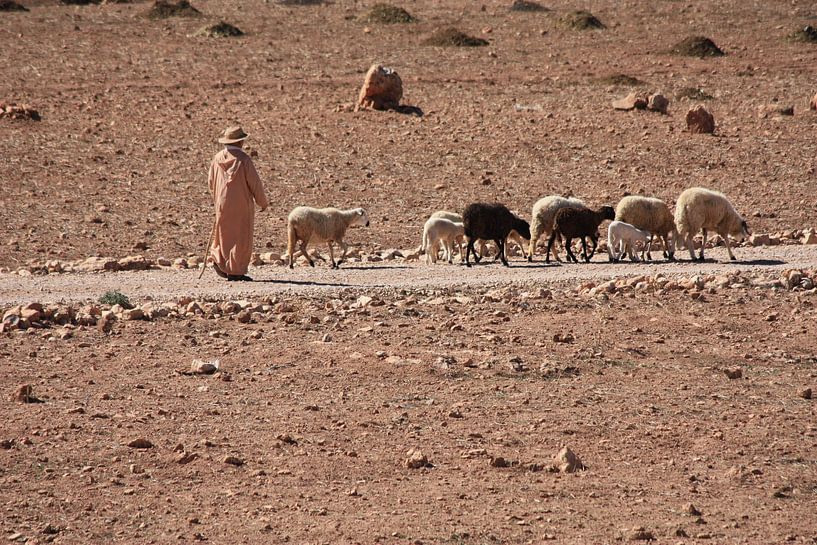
xmin=686 ymin=233 xmax=696 ymax=261
xmin=465 ymin=238 xmax=475 ymax=267
xmin=722 ymin=231 xmax=737 ymax=261
xmin=607 ymin=237 xmax=616 ymax=262
xmin=698 ymin=229 xmax=707 ymax=261
xmin=496 ymin=238 xmax=509 ymax=267
xmin=580 ymin=237 xmax=590 ymax=263
xmin=299 ymin=240 xmax=314 ymax=267
xmin=589 ymin=235 xmax=597 ymax=261
xmin=564 ymin=237 xmax=577 ymax=263
xmin=327 ymin=241 xmax=337 ymax=269
xmin=545 ymin=232 xmax=557 ymax=264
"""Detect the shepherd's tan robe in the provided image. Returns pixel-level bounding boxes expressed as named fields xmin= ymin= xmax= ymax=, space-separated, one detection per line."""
xmin=208 ymin=146 xmax=268 ymax=276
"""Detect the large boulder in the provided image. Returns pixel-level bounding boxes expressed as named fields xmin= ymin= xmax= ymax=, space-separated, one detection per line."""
xmin=356 ymin=64 xmax=403 ymax=111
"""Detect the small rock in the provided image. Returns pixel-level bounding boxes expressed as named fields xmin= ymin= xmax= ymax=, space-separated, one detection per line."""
xmin=686 ymin=105 xmax=715 ymax=134
xmin=799 ymin=388 xmax=812 ymax=400
xmin=404 ymin=449 xmax=431 ymax=469
xmin=191 ymin=359 xmax=219 ymax=374
xmin=627 ymin=527 xmax=655 ymax=541
xmin=647 ymin=93 xmax=669 ymax=114
xmin=802 ymin=232 xmax=817 ymax=245
xmin=724 ymin=367 xmax=743 ymax=380
xmin=551 ymin=446 xmax=585 ymax=473
xmin=490 ymin=456 xmax=511 ymax=468
xmin=683 ymin=502 xmax=702 ymax=516
xmin=10 ymin=384 xmax=42 ymax=403
xmin=810 ymin=91 xmax=817 ymax=111
xmin=176 ymin=451 xmax=198 ymax=464
xmin=356 ymin=64 xmax=403 ymax=111
xmin=612 ymin=92 xmax=648 ymax=111
xmin=235 ymin=309 xmax=252 ymax=324
xmin=223 ymin=455 xmax=244 ymax=466
xmin=127 ymin=438 xmax=154 ymax=449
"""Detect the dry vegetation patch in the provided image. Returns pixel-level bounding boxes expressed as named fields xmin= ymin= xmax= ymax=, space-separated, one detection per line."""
xmin=145 ymin=0 xmax=201 ymax=19
xmin=509 ymin=0 xmax=548 ymax=13
xmin=361 ymin=3 xmax=416 ymax=24
xmin=558 ymin=10 xmax=604 ymax=30
xmin=423 ymin=27 xmax=488 ymax=47
xmin=192 ymin=21 xmax=243 ymax=38
xmin=669 ymin=36 xmax=725 ymax=57
xmin=676 ymin=86 xmax=714 ymax=100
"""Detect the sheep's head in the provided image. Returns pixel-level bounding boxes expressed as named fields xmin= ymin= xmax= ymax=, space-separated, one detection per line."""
xmin=353 ymin=208 xmax=370 ymax=227
xmin=599 ymin=206 xmax=616 ymax=221
xmin=731 ymin=219 xmax=750 ymax=241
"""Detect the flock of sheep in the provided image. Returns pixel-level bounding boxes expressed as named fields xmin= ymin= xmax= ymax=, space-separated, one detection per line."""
xmin=284 ymin=187 xmax=751 ymax=268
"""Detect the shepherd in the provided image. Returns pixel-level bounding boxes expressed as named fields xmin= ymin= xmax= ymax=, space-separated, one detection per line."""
xmin=206 ymin=125 xmax=268 ymax=281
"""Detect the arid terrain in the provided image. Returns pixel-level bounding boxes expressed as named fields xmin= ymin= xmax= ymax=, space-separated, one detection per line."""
xmin=2 ymin=0 xmax=817 ymax=543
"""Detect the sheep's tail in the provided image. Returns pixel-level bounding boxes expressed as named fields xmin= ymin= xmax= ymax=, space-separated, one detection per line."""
xmin=420 ymin=229 xmax=428 ymax=254
xmin=286 ymin=221 xmax=297 ymax=264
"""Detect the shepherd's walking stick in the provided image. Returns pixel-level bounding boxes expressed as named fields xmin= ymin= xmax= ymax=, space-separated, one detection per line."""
xmin=198 ymin=218 xmax=217 ymax=280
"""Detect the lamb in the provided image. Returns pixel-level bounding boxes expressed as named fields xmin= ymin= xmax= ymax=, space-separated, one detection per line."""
xmin=614 ymin=196 xmax=677 ymax=261
xmin=674 ymin=187 xmax=750 ymax=261
xmin=430 ymin=211 xmax=466 ymax=260
xmin=462 ymin=203 xmax=531 ymax=267
xmin=286 ymin=206 xmax=370 ymax=269
xmin=546 ymin=206 xmax=615 ymax=263
xmin=607 ymin=220 xmax=651 ymax=262
xmin=527 ymin=195 xmax=587 ymax=262
xmin=421 ymin=217 xmax=464 ymax=264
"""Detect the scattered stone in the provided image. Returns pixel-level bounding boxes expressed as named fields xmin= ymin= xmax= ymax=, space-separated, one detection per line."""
xmin=278 ymin=0 xmax=323 ymax=5
xmin=0 ymin=439 xmax=13 ymax=449
xmin=550 ymin=446 xmax=585 ymax=473
xmin=759 ymin=103 xmax=794 ymax=118
xmin=749 ymin=233 xmax=770 ymax=246
xmin=10 ymin=384 xmax=42 ymax=403
xmin=490 ymin=456 xmax=511 ymax=468
xmin=122 ymin=308 xmax=144 ymax=321
xmin=0 ymin=102 xmax=39 ymax=120
xmin=509 ymin=0 xmax=548 ymax=12
xmin=223 ymin=455 xmax=244 ymax=466
xmin=810 ymin=92 xmax=817 ymax=111
xmin=553 ymin=332 xmax=574 ymax=343
xmin=724 ymin=367 xmax=742 ymax=380
xmin=191 ymin=359 xmax=220 ymax=374
xmin=356 ymin=64 xmax=403 ymax=111
xmin=422 ymin=27 xmax=488 ymax=47
xmin=803 ymin=231 xmax=817 ymax=244
xmin=0 ymin=0 xmax=28 ymax=11
xmin=558 ymin=10 xmax=604 ymax=30
xmin=683 ymin=503 xmax=702 ymax=516
xmin=127 ymin=438 xmax=154 ymax=449
xmin=647 ymin=93 xmax=669 ymax=114
xmin=97 ymin=312 xmax=116 ymax=334
xmin=627 ymin=527 xmax=655 ymax=541
xmin=192 ymin=21 xmax=243 ymax=38
xmin=404 ymin=449 xmax=431 ymax=469
xmin=145 ymin=0 xmax=200 ymax=19
xmin=799 ymin=388 xmax=812 ymax=400
xmin=677 ymin=87 xmax=713 ymax=101
xmin=789 ymin=25 xmax=817 ymax=43
xmin=77 ymin=257 xmax=120 ymax=273
xmin=670 ymin=36 xmax=724 ymax=57
xmin=612 ymin=92 xmax=648 ymax=111
xmin=118 ymin=255 xmax=150 ymax=271
xmin=360 ymin=3 xmax=415 ymax=24
xmin=686 ymin=105 xmax=715 ymax=134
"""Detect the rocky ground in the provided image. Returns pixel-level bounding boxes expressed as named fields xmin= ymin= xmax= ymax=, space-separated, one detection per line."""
xmin=3 ymin=0 xmax=817 ymax=543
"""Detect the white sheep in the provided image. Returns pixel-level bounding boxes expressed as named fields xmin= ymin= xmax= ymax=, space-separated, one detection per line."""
xmin=615 ymin=196 xmax=677 ymax=260
xmin=674 ymin=187 xmax=750 ymax=261
xmin=287 ymin=206 xmax=370 ymax=269
xmin=421 ymin=217 xmax=464 ymax=264
xmin=607 ymin=220 xmax=651 ymax=262
xmin=430 ymin=211 xmax=466 ymax=260
xmin=527 ymin=195 xmax=587 ymax=261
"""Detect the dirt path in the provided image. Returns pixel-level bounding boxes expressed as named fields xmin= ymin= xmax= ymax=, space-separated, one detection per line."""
xmin=2 ymin=246 xmax=815 ymax=305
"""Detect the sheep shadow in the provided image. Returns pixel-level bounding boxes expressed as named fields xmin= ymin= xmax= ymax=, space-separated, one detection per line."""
xmin=335 ymin=265 xmax=412 ymax=271
xmin=254 ymin=278 xmax=356 ymax=287
xmin=730 ymin=259 xmax=785 ymax=266
xmin=394 ymin=105 xmax=424 ymax=117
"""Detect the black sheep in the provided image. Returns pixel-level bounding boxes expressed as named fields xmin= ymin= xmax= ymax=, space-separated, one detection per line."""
xmin=546 ymin=206 xmax=615 ymax=263
xmin=463 ymin=203 xmax=531 ymax=267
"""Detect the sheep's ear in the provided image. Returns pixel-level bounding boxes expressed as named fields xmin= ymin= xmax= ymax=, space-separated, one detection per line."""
xmin=358 ymin=209 xmax=364 ymax=216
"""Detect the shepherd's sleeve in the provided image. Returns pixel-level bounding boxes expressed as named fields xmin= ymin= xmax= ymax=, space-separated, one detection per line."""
xmin=207 ymin=162 xmax=216 ymax=202
xmin=245 ymin=159 xmax=269 ymax=210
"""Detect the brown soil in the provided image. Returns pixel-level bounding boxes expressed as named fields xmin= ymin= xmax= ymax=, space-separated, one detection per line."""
xmin=361 ymin=3 xmax=416 ymax=25
xmin=423 ymin=27 xmax=489 ymax=47
xmin=594 ymin=73 xmax=644 ymax=87
xmin=670 ymin=36 xmax=725 ymax=57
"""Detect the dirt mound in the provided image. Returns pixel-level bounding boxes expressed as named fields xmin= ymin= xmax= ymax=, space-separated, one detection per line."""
xmin=422 ymin=27 xmax=488 ymax=47
xmin=558 ymin=10 xmax=604 ymax=30
xmin=145 ymin=0 xmax=201 ymax=19
xmin=509 ymin=0 xmax=548 ymax=12
xmin=789 ymin=25 xmax=817 ymax=43
xmin=595 ymin=73 xmax=643 ymax=86
xmin=0 ymin=0 xmax=28 ymax=11
xmin=361 ymin=3 xmax=416 ymax=24
xmin=677 ymin=87 xmax=713 ymax=100
xmin=192 ymin=21 xmax=243 ymax=37
xmin=670 ymin=36 xmax=724 ymax=57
